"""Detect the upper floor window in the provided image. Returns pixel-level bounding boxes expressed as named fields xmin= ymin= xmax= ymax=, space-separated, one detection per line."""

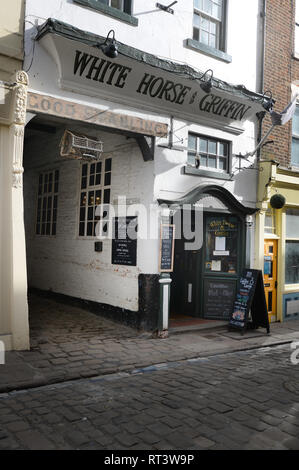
xmin=193 ymin=0 xmax=226 ymax=51
xmin=98 ymin=0 xmax=132 ymax=14
xmin=188 ymin=133 xmax=230 ymax=172
xmin=291 ymin=106 xmax=299 ymax=167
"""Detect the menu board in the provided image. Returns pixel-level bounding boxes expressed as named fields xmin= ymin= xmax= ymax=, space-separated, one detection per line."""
xmin=203 ymin=279 xmax=236 ymax=319
xmin=112 ymin=217 xmax=137 ymax=266
xmin=159 ymin=224 xmax=175 ymax=273
xmin=229 ymin=269 xmax=270 ymax=332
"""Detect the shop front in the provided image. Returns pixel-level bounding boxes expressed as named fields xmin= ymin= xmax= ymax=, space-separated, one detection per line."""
xmin=256 ymin=160 xmax=299 ymax=323
xmin=21 ymin=17 xmax=271 ymax=337
xmin=159 ymin=185 xmax=256 ymax=324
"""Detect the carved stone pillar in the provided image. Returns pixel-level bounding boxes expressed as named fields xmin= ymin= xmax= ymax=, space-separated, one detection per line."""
xmin=6 ymin=71 xmax=30 ymax=350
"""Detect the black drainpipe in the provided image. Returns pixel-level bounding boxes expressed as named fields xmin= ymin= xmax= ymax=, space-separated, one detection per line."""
xmin=257 ymin=0 xmax=267 ymax=161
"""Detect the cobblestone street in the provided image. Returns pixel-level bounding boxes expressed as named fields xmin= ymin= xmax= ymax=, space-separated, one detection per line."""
xmin=2 ymin=293 xmax=299 ymax=394
xmin=1 ymin=344 xmax=299 ymax=450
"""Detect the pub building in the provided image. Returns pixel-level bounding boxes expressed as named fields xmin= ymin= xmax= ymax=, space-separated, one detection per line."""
xmin=17 ymin=0 xmax=271 ymax=349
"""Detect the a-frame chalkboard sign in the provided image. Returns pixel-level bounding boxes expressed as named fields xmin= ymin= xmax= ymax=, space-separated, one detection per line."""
xmin=229 ymin=269 xmax=270 ymax=334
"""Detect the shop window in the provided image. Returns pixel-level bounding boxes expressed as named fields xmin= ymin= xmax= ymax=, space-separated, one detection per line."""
xmin=188 ymin=133 xmax=229 ymax=172
xmin=291 ymin=106 xmax=299 ymax=167
xmin=205 ymin=215 xmax=239 ymax=274
xmin=264 ymin=209 xmax=276 ymax=235
xmin=193 ymin=0 xmax=226 ymax=51
xmin=79 ymin=158 xmax=112 ymax=238
xmin=36 ymin=170 xmax=59 ymax=236
xmin=285 ymin=209 xmax=299 ymax=284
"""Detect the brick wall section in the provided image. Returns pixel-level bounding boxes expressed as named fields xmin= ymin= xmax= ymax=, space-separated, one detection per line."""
xmin=261 ymin=0 xmax=298 ymax=167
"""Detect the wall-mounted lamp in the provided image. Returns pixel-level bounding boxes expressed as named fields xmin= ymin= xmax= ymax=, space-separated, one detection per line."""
xmin=98 ymin=30 xmax=118 ymax=59
xmin=262 ymin=90 xmax=274 ymax=112
xmin=199 ymin=69 xmax=214 ymax=94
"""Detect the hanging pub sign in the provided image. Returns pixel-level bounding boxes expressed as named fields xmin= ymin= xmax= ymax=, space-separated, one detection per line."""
xmin=112 ymin=217 xmax=138 ymax=267
xmin=159 ymin=224 xmax=175 ymax=273
xmin=35 ymin=19 xmax=267 ymax=133
xmin=229 ymin=269 xmax=270 ymax=334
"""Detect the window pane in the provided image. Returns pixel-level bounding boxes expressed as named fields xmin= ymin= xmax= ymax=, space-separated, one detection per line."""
xmin=292 ymin=138 xmax=299 ymax=166
xmin=193 ymin=13 xmax=200 ymax=27
xmin=105 ymin=172 xmax=111 ymax=186
xmin=205 ymin=215 xmax=239 ymax=274
xmin=105 ymin=158 xmax=112 ymax=172
xmin=208 ymin=140 xmax=217 ymax=154
xmin=200 ymin=155 xmax=207 ymax=167
xmin=292 ymin=107 xmax=299 ymax=135
xmin=124 ymin=0 xmax=132 ymax=14
xmin=187 ymin=152 xmax=196 ymax=165
xmin=199 ymin=138 xmax=208 ymax=153
xmin=111 ymin=0 xmax=121 ymax=9
xmin=285 ymin=241 xmax=299 ymax=284
xmin=208 ymin=156 xmax=217 ymax=168
xmin=194 ymin=0 xmax=203 ymax=10
xmin=210 ymin=34 xmax=216 ymax=48
xmin=219 ymin=142 xmax=228 ymax=156
xmin=203 ymin=0 xmax=212 ymax=15
xmin=201 ymin=17 xmax=210 ymax=31
xmin=188 ymin=134 xmax=197 ymax=151
xmin=193 ymin=27 xmax=199 ymax=41
xmin=219 ymin=157 xmax=227 ymax=170
xmin=200 ymin=30 xmax=209 ymax=45
xmin=286 ymin=209 xmax=299 ymax=238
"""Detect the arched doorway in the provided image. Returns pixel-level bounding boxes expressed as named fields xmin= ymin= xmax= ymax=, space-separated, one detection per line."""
xmin=158 ymin=184 xmax=256 ymax=323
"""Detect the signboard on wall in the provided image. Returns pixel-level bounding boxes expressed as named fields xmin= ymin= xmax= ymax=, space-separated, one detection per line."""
xmin=159 ymin=224 xmax=175 ymax=273
xmin=36 ymin=21 xmax=267 ymax=133
xmin=112 ymin=217 xmax=137 ymax=266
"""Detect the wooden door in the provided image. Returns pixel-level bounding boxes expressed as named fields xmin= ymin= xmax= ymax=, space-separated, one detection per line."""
xmin=264 ymin=240 xmax=278 ymax=322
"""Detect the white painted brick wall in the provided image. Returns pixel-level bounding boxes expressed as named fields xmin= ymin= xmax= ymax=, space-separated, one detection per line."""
xmin=24 ymin=127 xmax=157 ymax=312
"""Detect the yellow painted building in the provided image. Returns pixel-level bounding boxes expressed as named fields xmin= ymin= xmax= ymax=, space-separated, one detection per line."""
xmin=256 ymin=160 xmax=299 ymax=324
xmin=0 ymin=0 xmax=24 ymax=80
xmin=0 ymin=0 xmax=29 ymax=350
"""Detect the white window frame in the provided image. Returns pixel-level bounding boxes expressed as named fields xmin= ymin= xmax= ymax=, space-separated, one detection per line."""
xmin=188 ymin=133 xmax=230 ymax=173
xmin=78 ymin=158 xmax=112 ymax=239
xmin=193 ymin=0 xmax=226 ymax=51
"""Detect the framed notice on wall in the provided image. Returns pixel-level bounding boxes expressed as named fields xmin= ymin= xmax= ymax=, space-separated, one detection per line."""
xmin=112 ymin=217 xmax=137 ymax=266
xmin=159 ymin=224 xmax=175 ymax=273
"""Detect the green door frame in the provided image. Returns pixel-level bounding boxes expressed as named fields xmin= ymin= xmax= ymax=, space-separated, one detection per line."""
xmin=159 ymin=184 xmax=256 ymax=320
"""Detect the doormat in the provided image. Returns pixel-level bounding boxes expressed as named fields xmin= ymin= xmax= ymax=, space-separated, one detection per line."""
xmin=222 ymin=329 xmax=269 ymax=340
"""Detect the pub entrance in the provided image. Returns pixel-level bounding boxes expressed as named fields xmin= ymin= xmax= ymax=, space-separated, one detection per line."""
xmin=170 ymin=208 xmax=245 ymax=322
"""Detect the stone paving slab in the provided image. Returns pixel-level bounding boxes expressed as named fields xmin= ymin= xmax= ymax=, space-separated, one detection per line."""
xmin=1 ymin=293 xmax=299 ymax=393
